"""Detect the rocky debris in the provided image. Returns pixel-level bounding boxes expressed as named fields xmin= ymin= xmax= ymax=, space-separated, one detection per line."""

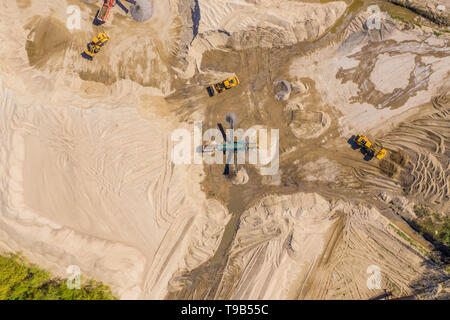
xmin=378 ymin=192 xmax=390 ymax=202
xmin=273 ymin=80 xmax=292 ymax=101
xmin=411 ymin=272 xmax=450 ymax=300
xmin=389 ymin=196 xmax=417 ymax=220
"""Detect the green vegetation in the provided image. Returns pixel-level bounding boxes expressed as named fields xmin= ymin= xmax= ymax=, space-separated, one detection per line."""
xmin=413 ymin=205 xmax=450 ymax=249
xmin=389 ymin=224 xmax=428 ymax=256
xmin=433 ymin=31 xmax=442 ymax=37
xmin=0 ymin=253 xmax=116 ymax=300
xmin=329 ymin=0 xmax=364 ymax=34
xmin=388 ymin=13 xmax=409 ymax=24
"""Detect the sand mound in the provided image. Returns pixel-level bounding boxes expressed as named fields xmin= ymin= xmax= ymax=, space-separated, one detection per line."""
xmin=341 ymin=10 xmax=397 ymax=48
xmin=175 ymin=0 xmax=347 ymax=77
xmin=3 ymin=0 xmax=174 ymax=92
xmin=382 ymin=93 xmax=450 ymax=211
xmin=195 ymin=0 xmax=347 ymax=49
xmin=169 ymin=193 xmax=440 ymax=299
xmin=229 ymin=167 xmax=249 ymax=185
xmin=289 ymin=111 xmax=331 ymax=139
xmin=274 ymin=80 xmax=292 ymax=101
xmin=130 ymin=0 xmax=153 ymax=23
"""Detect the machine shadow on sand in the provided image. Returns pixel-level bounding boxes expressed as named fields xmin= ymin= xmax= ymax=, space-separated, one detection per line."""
xmin=347 ymin=135 xmax=374 ymax=161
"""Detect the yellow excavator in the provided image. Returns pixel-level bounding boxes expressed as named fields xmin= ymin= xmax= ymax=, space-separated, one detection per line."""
xmin=82 ymin=32 xmax=110 ymax=61
xmin=207 ymin=76 xmax=240 ymax=97
xmin=353 ymin=135 xmax=387 ymax=160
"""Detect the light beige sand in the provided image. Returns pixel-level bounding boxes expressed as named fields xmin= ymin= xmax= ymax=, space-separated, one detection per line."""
xmin=369 ymin=53 xmax=416 ymax=94
xmin=197 ymin=0 xmax=347 ymax=45
xmin=289 ymin=10 xmax=450 ymax=137
xmin=0 ymin=0 xmax=448 ymax=300
xmin=0 ymin=77 xmax=232 ymax=298
xmin=211 ymin=193 xmax=433 ymax=299
xmin=0 ymin=0 xmax=231 ymax=299
xmin=176 ymin=0 xmax=347 ymax=78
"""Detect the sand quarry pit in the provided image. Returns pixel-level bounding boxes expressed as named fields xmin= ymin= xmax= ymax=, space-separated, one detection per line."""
xmin=0 ymin=0 xmax=449 ymax=299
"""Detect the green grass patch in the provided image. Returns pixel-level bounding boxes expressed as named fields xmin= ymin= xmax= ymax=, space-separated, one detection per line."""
xmin=389 ymin=224 xmax=428 ymax=256
xmin=0 ymin=253 xmax=116 ymax=300
xmin=413 ymin=205 xmax=450 ymax=249
xmin=388 ymin=13 xmax=408 ymax=24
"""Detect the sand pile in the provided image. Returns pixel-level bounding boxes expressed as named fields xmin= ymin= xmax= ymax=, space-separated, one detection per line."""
xmin=195 ymin=0 xmax=347 ymax=48
xmin=381 ymin=93 xmax=450 ymax=212
xmin=169 ymin=193 xmax=441 ymax=299
xmin=3 ymin=0 xmax=176 ymax=92
xmin=174 ymin=0 xmax=347 ymax=77
xmin=130 ymin=0 xmax=153 ymax=23
xmin=229 ymin=167 xmax=249 ymax=185
xmin=274 ymin=80 xmax=292 ymax=101
xmin=342 ymin=10 xmax=397 ymax=46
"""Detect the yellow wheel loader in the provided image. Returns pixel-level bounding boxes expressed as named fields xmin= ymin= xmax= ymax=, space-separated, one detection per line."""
xmin=82 ymin=33 xmax=110 ymax=61
xmin=353 ymin=135 xmax=387 ymax=160
xmin=207 ymin=76 xmax=240 ymax=97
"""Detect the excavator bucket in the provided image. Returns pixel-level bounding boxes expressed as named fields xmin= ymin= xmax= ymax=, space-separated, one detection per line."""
xmin=376 ymin=148 xmax=387 ymax=160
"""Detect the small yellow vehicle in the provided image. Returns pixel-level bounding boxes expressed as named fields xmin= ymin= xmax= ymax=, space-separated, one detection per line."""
xmin=353 ymin=135 xmax=386 ymax=160
xmin=82 ymin=33 xmax=110 ymax=61
xmin=207 ymin=76 xmax=240 ymax=97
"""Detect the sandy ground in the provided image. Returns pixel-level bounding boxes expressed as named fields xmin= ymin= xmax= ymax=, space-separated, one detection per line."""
xmin=0 ymin=77 xmax=233 ymax=298
xmin=0 ymin=0 xmax=449 ymax=299
xmin=168 ymin=193 xmax=440 ymax=299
